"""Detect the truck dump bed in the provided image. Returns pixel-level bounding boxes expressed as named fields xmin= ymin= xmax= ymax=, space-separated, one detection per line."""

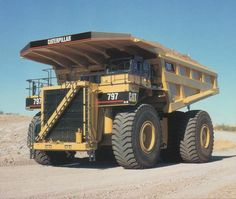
xmin=21 ymin=31 xmax=219 ymax=112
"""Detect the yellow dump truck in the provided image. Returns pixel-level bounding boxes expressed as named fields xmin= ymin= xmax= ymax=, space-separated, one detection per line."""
xmin=21 ymin=32 xmax=219 ymax=168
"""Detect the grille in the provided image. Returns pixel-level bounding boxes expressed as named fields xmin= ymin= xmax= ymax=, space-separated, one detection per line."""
xmin=43 ymin=88 xmax=84 ymax=142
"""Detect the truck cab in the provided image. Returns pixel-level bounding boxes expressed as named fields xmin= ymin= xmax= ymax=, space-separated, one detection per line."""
xmin=107 ymin=56 xmax=151 ymax=78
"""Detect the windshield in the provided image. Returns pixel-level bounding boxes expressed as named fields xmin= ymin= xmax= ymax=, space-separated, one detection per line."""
xmin=107 ymin=59 xmax=131 ymax=73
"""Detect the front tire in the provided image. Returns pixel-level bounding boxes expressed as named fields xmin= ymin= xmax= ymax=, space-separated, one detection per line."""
xmin=112 ymin=104 xmax=162 ymax=169
xmin=27 ymin=113 xmax=75 ymax=165
xmin=180 ymin=110 xmax=214 ymax=163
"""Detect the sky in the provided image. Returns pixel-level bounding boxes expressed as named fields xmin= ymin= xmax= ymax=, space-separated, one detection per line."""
xmin=0 ymin=0 xmax=235 ymax=125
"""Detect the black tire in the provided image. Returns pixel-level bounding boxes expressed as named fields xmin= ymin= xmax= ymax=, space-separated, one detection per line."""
xmin=112 ymin=104 xmax=162 ymax=169
xmin=27 ymin=113 xmax=75 ymax=165
xmin=34 ymin=150 xmax=75 ymax=165
xmin=27 ymin=112 xmax=41 ymax=148
xmin=34 ymin=150 xmax=51 ymax=165
xmin=161 ymin=111 xmax=185 ymax=162
xmin=95 ymin=146 xmax=116 ymax=162
xmin=180 ymin=110 xmax=214 ymax=163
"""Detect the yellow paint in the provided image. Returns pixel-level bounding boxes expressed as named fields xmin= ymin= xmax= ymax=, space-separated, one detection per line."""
xmin=139 ymin=121 xmax=156 ymax=154
xmin=161 ymin=57 xmax=219 ymax=113
xmin=99 ymin=84 xmax=129 ymax=93
xmin=40 ymin=89 xmax=44 ymax=126
xmin=76 ymin=129 xmax=82 ymax=143
xmin=200 ymin=124 xmax=210 ymax=149
xmin=104 ymin=116 xmax=113 ymax=134
xmin=100 ymin=74 xmax=151 ymax=89
xmin=183 ymin=89 xmax=219 ymax=104
xmin=101 ymin=73 xmax=129 ymax=84
xmin=33 ymin=142 xmax=95 ymax=151
xmin=164 ymin=53 xmax=217 ymax=76
xmin=83 ymin=87 xmax=86 ymax=138
xmin=89 ymin=88 xmax=98 ymax=140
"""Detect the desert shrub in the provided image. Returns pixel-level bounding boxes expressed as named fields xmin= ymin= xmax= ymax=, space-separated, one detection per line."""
xmin=214 ymin=124 xmax=236 ymax=132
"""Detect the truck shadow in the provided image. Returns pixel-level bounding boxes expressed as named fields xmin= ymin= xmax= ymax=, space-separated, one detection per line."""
xmin=159 ymin=154 xmax=236 ymax=166
xmin=58 ymin=155 xmax=236 ymax=169
xmin=158 ymin=154 xmax=236 ymax=167
xmin=59 ymin=158 xmax=119 ymax=169
xmin=211 ymin=154 xmax=236 ymax=162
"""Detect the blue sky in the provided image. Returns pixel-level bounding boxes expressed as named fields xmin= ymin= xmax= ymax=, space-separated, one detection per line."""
xmin=0 ymin=0 xmax=235 ymax=125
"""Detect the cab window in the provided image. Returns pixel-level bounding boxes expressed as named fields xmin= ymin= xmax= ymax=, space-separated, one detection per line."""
xmin=165 ymin=62 xmax=175 ymax=72
xmin=107 ymin=59 xmax=131 ymax=74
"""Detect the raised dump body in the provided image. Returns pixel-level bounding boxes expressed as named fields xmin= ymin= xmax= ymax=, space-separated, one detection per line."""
xmin=21 ymin=32 xmax=219 ymax=168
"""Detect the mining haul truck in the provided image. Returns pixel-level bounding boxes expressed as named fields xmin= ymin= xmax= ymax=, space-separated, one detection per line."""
xmin=21 ymin=32 xmax=219 ymax=169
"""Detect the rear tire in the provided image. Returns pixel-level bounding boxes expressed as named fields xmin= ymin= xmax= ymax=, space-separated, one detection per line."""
xmin=27 ymin=113 xmax=75 ymax=165
xmin=112 ymin=104 xmax=162 ymax=169
xmin=180 ymin=110 xmax=214 ymax=163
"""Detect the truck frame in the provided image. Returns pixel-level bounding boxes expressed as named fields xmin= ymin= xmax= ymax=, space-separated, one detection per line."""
xmin=21 ymin=32 xmax=219 ymax=168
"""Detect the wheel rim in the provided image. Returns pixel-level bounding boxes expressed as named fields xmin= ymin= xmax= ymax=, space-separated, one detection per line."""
xmin=200 ymin=124 xmax=210 ymax=149
xmin=139 ymin=121 xmax=156 ymax=154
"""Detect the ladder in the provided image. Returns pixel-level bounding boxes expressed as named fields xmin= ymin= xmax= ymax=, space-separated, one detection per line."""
xmin=84 ymin=87 xmax=96 ymax=161
xmin=36 ymin=81 xmax=80 ymax=141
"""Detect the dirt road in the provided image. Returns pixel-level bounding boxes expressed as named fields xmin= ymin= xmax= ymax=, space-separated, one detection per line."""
xmin=0 ymin=115 xmax=236 ymax=199
xmin=0 ymin=148 xmax=236 ymax=199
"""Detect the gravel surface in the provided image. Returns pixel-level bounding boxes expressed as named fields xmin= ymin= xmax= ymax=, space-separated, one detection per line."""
xmin=0 ymin=115 xmax=32 ymax=166
xmin=0 ymin=115 xmax=236 ymax=199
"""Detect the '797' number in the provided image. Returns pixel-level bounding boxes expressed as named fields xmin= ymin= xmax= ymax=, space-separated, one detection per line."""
xmin=107 ymin=93 xmax=118 ymax=100
xmin=33 ymin=98 xmax=41 ymax=105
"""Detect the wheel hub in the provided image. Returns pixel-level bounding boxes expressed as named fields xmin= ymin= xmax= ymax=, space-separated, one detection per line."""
xmin=139 ymin=121 xmax=156 ymax=154
xmin=200 ymin=124 xmax=210 ymax=149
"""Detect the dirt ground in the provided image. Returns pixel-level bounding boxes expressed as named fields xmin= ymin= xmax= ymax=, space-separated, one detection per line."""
xmin=0 ymin=115 xmax=236 ymax=199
